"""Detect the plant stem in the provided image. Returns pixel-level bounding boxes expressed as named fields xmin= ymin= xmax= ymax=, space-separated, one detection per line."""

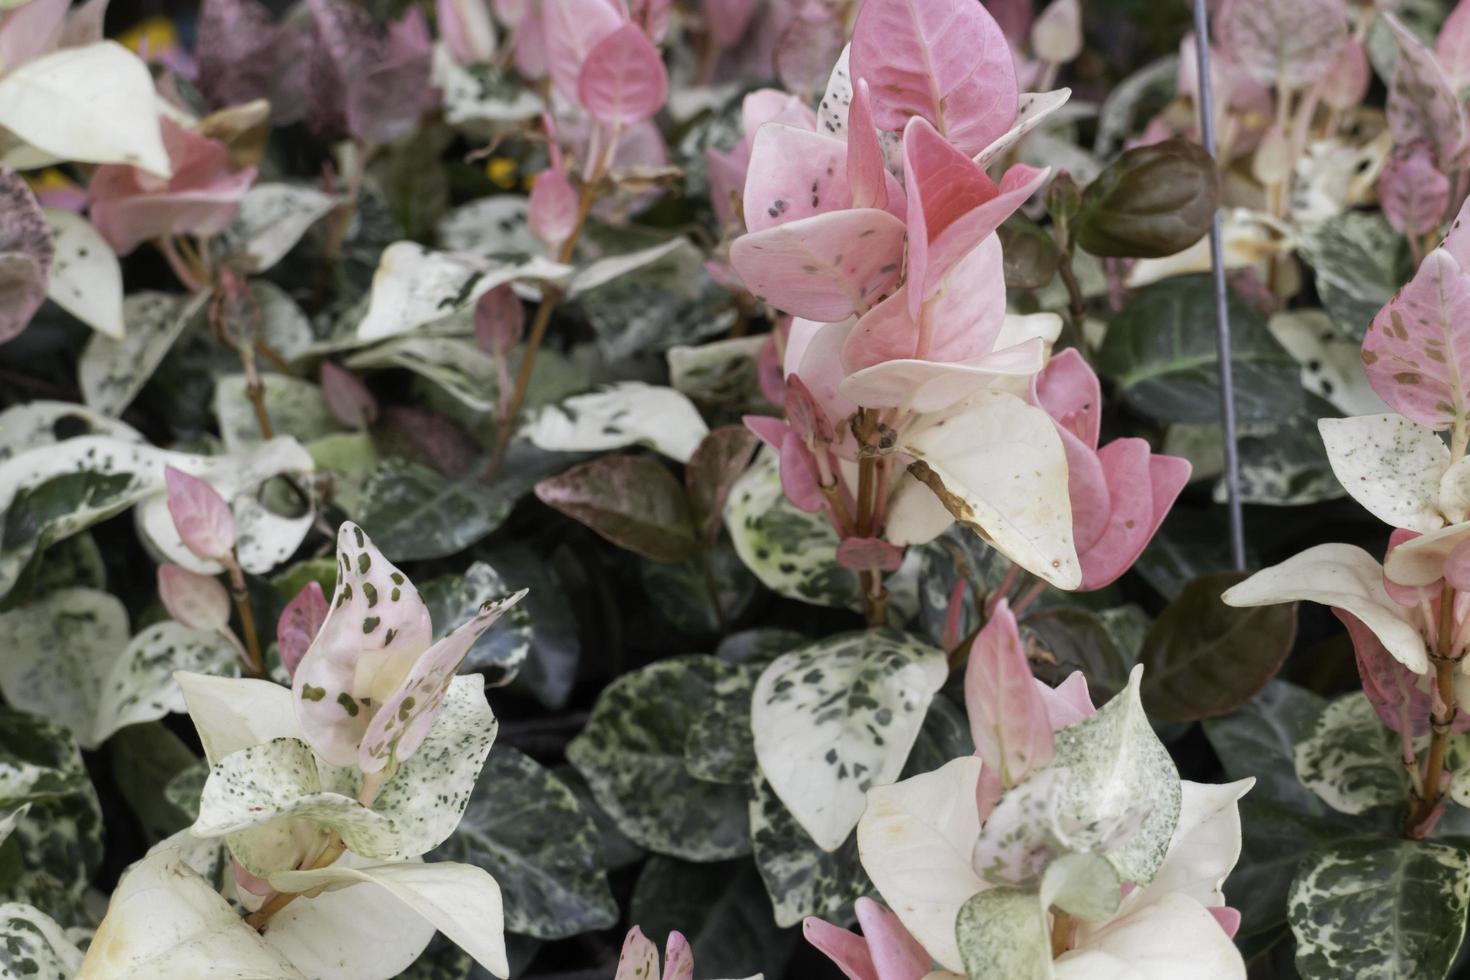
xmin=240 ymin=344 xmax=274 ymax=439
xmin=226 ymin=562 xmax=266 ymax=678
xmin=1408 ymin=585 xmax=1460 ymax=837
xmin=1057 ymin=254 xmax=1091 ymax=360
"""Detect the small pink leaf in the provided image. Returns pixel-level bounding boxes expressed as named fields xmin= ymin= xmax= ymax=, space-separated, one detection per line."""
xmin=1077 ymin=439 xmax=1190 ymax=591
xmin=836 ymin=537 xmax=905 ymax=573
xmin=660 ymin=932 xmax=693 ymax=980
xmin=1213 ymin=0 xmax=1349 ymax=90
xmin=628 ymin=0 xmax=671 ymax=42
xmin=1438 ymin=0 xmax=1470 ymax=92
xmin=577 ymin=23 xmax=668 ymax=125
xmin=1037 ymin=672 xmax=1095 ymax=729
xmin=1445 ymin=536 xmax=1470 ymax=591
xmin=849 ymin=0 xmax=1018 ymax=156
xmin=437 ymin=0 xmax=497 ymax=65
xmin=528 ymin=166 xmax=581 ymax=254
xmin=1379 ymin=147 xmax=1450 ymax=239
xmin=1320 ymin=36 xmax=1368 ymax=112
xmin=964 ymin=599 xmax=1055 ymax=788
xmin=783 ymin=319 xmax=857 ymax=425
xmin=783 ymin=373 xmax=833 ymax=443
xmin=730 ymin=208 xmax=906 ymax=321
xmin=1209 ymin=907 xmax=1243 ymax=939
xmin=702 ymin=0 xmax=757 ymax=48
xmin=1362 ymin=245 xmax=1470 ymax=429
xmin=1386 ymin=14 xmax=1470 ymax=172
xmin=743 ymin=125 xmax=852 ymax=233
xmin=846 ymin=79 xmax=888 ymax=213
xmin=320 ymin=361 xmax=378 ymax=429
xmin=1337 ymin=609 xmax=1434 ymax=736
xmin=778 ymin=431 xmax=825 ymax=513
xmin=277 ymin=580 xmax=328 ymax=680
xmin=853 ymin=897 xmax=932 ymax=980
xmin=164 ymin=466 xmax=236 ymax=562
xmin=615 ymin=926 xmax=661 ymax=980
xmin=0 ymin=168 xmax=53 ymax=344
xmin=157 ymin=564 xmax=231 ymax=632
xmin=802 ymin=917 xmax=878 ymax=980
xmin=1033 ymin=348 xmax=1102 ymax=449
xmin=542 ymin=0 xmax=627 ymax=104
xmin=474 ymin=284 xmax=525 ymax=357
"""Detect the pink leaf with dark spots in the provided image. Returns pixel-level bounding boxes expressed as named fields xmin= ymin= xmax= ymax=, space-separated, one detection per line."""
xmin=277 ymin=580 xmax=328 ymax=680
xmin=164 ymin=466 xmax=237 ymax=562
xmin=320 ymin=361 xmax=378 ymax=429
xmin=1379 ymin=146 xmax=1450 ymax=239
xmin=742 ymin=126 xmax=852 ymax=234
xmin=614 ymin=926 xmax=660 ymax=980
xmin=660 ymin=932 xmax=693 ymax=980
xmin=1386 ymin=14 xmax=1470 ymax=173
xmin=730 ymin=208 xmax=906 ymax=321
xmin=964 ymin=599 xmax=1055 ymax=788
xmin=849 ymin=0 xmax=1018 ymax=156
xmin=577 ymin=23 xmax=668 ymax=125
xmin=0 ymin=168 xmax=52 ymax=344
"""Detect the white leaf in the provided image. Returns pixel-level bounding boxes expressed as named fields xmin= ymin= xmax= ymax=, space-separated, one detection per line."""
xmin=0 ymin=903 xmax=85 ymax=979
xmin=1223 ymin=543 xmax=1428 ymax=673
xmin=752 ymin=630 xmax=947 ymax=851
xmin=80 ymin=292 xmax=208 ymax=416
xmin=433 ymin=44 xmax=543 ymax=126
xmin=1294 ymin=693 xmax=1405 ymax=815
xmin=1058 ymin=892 xmax=1246 ymax=980
xmin=0 ymin=401 xmax=144 ymax=463
xmin=45 ymin=208 xmax=124 ymax=339
xmin=566 ymin=238 xmax=691 ymax=296
xmin=521 ymin=382 xmax=709 ymax=462
xmin=213 ymin=374 xmax=339 ymax=453
xmin=269 ymin=861 xmax=509 ymax=979
xmin=0 ymin=42 xmax=169 ymax=176
xmin=346 ymin=336 xmax=501 ymax=413
xmin=219 ymin=183 xmax=338 ymax=274
xmin=176 ymin=672 xmax=300 ymax=764
xmin=435 ymin=197 xmax=539 ymax=257
xmin=1268 ymin=310 xmax=1389 ymax=417
xmin=78 ymin=849 xmax=307 ymax=979
xmin=856 ymin=756 xmax=986 ymax=973
xmin=94 ymin=622 xmax=242 ymax=747
xmin=1318 ymin=414 xmax=1448 ymax=533
xmin=900 ymin=390 xmax=1080 ymax=589
xmin=974 ymin=89 xmax=1072 ymax=169
xmin=1125 ymin=779 xmax=1253 ymax=913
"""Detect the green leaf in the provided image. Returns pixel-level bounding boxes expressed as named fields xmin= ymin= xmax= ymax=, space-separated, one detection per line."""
xmin=1138 ymin=571 xmax=1296 ymax=722
xmin=955 ymin=887 xmax=1052 ymax=980
xmin=356 ymin=457 xmax=527 ymax=562
xmin=0 ymin=470 xmax=141 ymax=601
xmin=0 ymin=903 xmax=83 ymax=978
xmin=1095 ymin=276 xmax=1303 ymax=425
xmin=419 ymin=561 xmax=532 ymax=684
xmin=638 ymin=541 xmax=757 ymax=638
xmin=1293 ymin=693 xmax=1407 ymax=816
xmin=108 ymin=723 xmax=201 ymax=843
xmin=214 ymin=374 xmax=342 ymax=453
xmin=997 ymin=212 xmax=1061 ymax=290
xmin=1203 ymin=681 xmax=1332 ymax=814
xmin=1074 ymin=138 xmax=1221 ymax=258
xmin=752 ymin=629 xmax=948 ymax=852
xmin=667 ymin=335 xmax=772 ymax=423
xmin=749 ymin=776 xmax=872 ymax=928
xmin=429 ymin=746 xmax=617 ymax=940
xmin=1025 ymin=606 xmax=1136 ymax=705
xmin=566 ymin=656 xmax=752 ymax=862
xmin=725 ymin=450 xmax=858 ymax=608
xmin=535 ymin=455 xmax=699 ymax=563
xmin=630 ymin=857 xmax=798 ymax=980
xmin=1289 ymin=838 xmax=1470 ymax=980
xmin=1230 ymin=405 xmax=1345 ymax=506
xmin=683 ymin=661 xmax=761 ymax=785
xmin=1298 ymin=210 xmax=1407 ymax=340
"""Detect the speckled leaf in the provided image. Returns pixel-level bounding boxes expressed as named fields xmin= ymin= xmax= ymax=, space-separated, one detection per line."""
xmin=1268 ymin=310 xmax=1389 ymax=416
xmin=42 ymin=207 xmax=123 ymax=340
xmin=0 ymin=401 xmax=144 ymax=463
xmin=1385 ymin=14 xmax=1470 ymax=173
xmin=749 ymin=776 xmax=871 ymax=927
xmin=433 ymin=46 xmax=543 ymax=126
xmin=434 ymin=196 xmax=539 ymax=259
xmin=356 ymin=457 xmax=537 ymax=563
xmin=94 ymin=621 xmax=241 ymax=747
xmin=1289 ymin=838 xmax=1470 ymax=980
xmin=954 ymin=887 xmax=1051 ymax=980
xmin=521 ymin=382 xmax=709 ymax=463
xmin=218 ymin=182 xmax=338 ymax=273
xmin=752 ymin=629 xmax=948 ymax=852
xmin=214 ymin=374 xmax=341 ymax=453
xmin=724 ymin=450 xmax=858 ymax=608
xmin=1293 ymin=693 xmax=1407 ymax=815
xmin=420 ymin=562 xmax=532 ymax=685
xmin=78 ymin=291 xmax=207 ymax=417
xmin=666 ymin=335 xmax=770 ymax=420
xmin=1215 ymin=0 xmax=1349 ymax=89
xmin=1298 ymin=211 xmax=1404 ymax=341
xmin=0 ymin=903 xmax=83 ymax=978
xmin=347 ymin=336 xmax=501 ymax=414
xmin=430 ymin=745 xmax=617 ymax=939
xmin=684 ymin=661 xmax=761 ymax=785
xmin=566 ymin=656 xmax=752 ymax=862
xmin=1317 ymin=414 xmax=1447 ymax=531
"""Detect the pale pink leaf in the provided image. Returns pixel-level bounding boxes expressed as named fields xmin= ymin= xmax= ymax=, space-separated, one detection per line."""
xmin=0 ymin=0 xmax=68 ymax=74
xmin=1213 ymin=0 xmax=1349 ymax=89
xmin=846 ymin=78 xmax=888 ymax=213
xmin=742 ymin=88 xmax=817 ymax=145
xmin=803 ymin=917 xmax=878 ymax=980
xmin=195 ymin=0 xmax=280 ymax=109
xmin=1320 ymin=36 xmax=1368 ymax=112
xmin=1076 ymin=439 xmax=1190 ymax=591
xmin=528 ymin=166 xmax=581 ymax=254
xmin=729 ymin=208 xmax=906 ymax=321
xmin=1209 ymin=907 xmax=1243 ymax=939
xmin=702 ymin=0 xmax=757 ymax=48
xmin=577 ymin=23 xmax=668 ymax=125
xmin=320 ymin=361 xmax=378 ymax=429
xmin=277 ymin=580 xmax=328 ymax=680
xmin=779 ymin=432 xmax=825 ymax=513
xmin=1336 ymin=610 xmax=1437 ymax=736
xmin=1033 ymin=348 xmax=1102 ymax=449
xmin=437 ymin=0 xmax=497 ymax=64
xmin=743 ymin=125 xmax=852 ymax=233
xmin=853 ymin=897 xmax=931 ymax=980
xmin=358 ymin=587 xmax=526 ymax=772
xmin=542 ymin=0 xmax=626 ymax=103
xmin=963 ymin=599 xmax=1055 ymax=787
xmin=1438 ymin=0 xmax=1470 ymax=91
xmin=1037 ymin=672 xmax=1095 ymax=730
xmin=164 ymin=466 xmax=237 ymax=562
xmin=615 ymin=926 xmax=660 ymax=980
xmin=1445 ymin=537 xmax=1470 ymax=591
xmin=842 ymin=287 xmax=917 ymax=373
xmin=915 ymin=233 xmax=1007 ymax=362
xmin=628 ymin=0 xmax=671 ymax=43
xmin=1386 ymin=15 xmax=1470 ymax=172
xmin=474 ymin=284 xmax=525 ymax=356
xmin=158 ymin=563 xmax=232 ymax=632
xmin=1379 ymin=147 xmax=1450 ymax=239
xmin=1361 ymin=248 xmax=1470 ymax=429
xmin=0 ymin=168 xmax=53 ymax=345
xmin=783 ymin=318 xmax=857 ymax=425
xmin=838 ymin=340 xmax=1044 ymax=413
xmin=293 ymin=522 xmax=434 ymax=767
xmin=849 ymin=0 xmax=1018 ymax=156
xmin=774 ymin=4 xmax=847 ymax=98
xmin=1030 ymin=0 xmax=1082 ymax=64
xmin=660 ymin=932 xmax=693 ymax=980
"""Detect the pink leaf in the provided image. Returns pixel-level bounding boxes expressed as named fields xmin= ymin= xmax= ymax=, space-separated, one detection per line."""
xmin=836 ymin=537 xmax=905 ymax=572
xmin=1209 ymin=907 xmax=1243 ymax=939
xmin=0 ymin=168 xmax=53 ymax=345
xmin=803 ymin=917 xmax=879 ymax=980
xmin=784 ymin=319 xmax=857 ymax=425
xmin=1077 ymin=439 xmax=1190 ymax=591
xmin=195 ymin=0 xmax=280 ymax=110
xmin=628 ymin=0 xmax=672 ymax=42
xmin=307 ymin=0 xmax=434 ymax=145
xmin=1379 ymin=146 xmax=1450 ymax=239
xmin=774 ymin=4 xmax=847 ymax=98
xmin=846 ymin=79 xmax=889 ymax=213
xmin=853 ymin=897 xmax=931 ymax=980
xmin=528 ymin=166 xmax=581 ymax=254
xmin=1445 ymin=536 xmax=1470 ymax=591
xmin=157 ymin=564 xmax=231 ymax=632
xmin=614 ymin=926 xmax=660 ymax=980
xmin=474 ymin=284 xmax=525 ymax=357
xmin=914 ymin=233 xmax=1007 ymax=362
xmin=1438 ymin=0 xmax=1470 ymax=92
xmin=277 ymin=580 xmax=328 ymax=681
xmin=320 ymin=361 xmax=378 ymax=429
xmin=164 ymin=466 xmax=237 ymax=562
xmin=963 ymin=599 xmax=1055 ymax=788
xmin=730 ymin=208 xmax=906 ymax=321
xmin=849 ymin=0 xmax=1018 ymax=156
xmin=1213 ymin=0 xmax=1349 ymax=90
xmin=742 ymin=126 xmax=851 ymax=233
xmin=1320 ymin=36 xmax=1368 ymax=112
xmin=741 ymin=88 xmax=818 ymax=145
xmin=661 ymin=932 xmax=693 ymax=980
xmin=784 ymin=373 xmax=834 ymax=443
xmin=1037 ymin=671 xmax=1096 ymax=729
xmin=1033 ymin=348 xmax=1102 ymax=449
xmin=779 ymin=431 xmax=826 ymax=512
xmin=437 ymin=0 xmax=497 ymax=64
xmin=0 ymin=0 xmax=67 ymax=74
xmin=842 ymin=287 xmax=918 ymax=373
xmin=1386 ymin=14 xmax=1470 ymax=173
xmin=542 ymin=0 xmax=626 ymax=104
xmin=577 ymin=23 xmax=668 ymax=125
xmin=702 ymin=0 xmax=758 ymax=48
xmin=1337 ymin=609 xmax=1435 ymax=736
xmin=1362 ymin=244 xmax=1470 ymax=430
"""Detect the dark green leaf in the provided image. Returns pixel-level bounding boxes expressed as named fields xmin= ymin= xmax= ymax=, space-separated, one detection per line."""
xmin=1025 ymin=606 xmax=1136 ymax=704
xmin=1203 ymin=681 xmax=1330 ymax=814
xmin=535 ymin=455 xmax=699 ymax=563
xmin=997 ymin=212 xmax=1061 ymax=290
xmin=356 ymin=456 xmax=534 ymax=562
xmin=108 ymin=723 xmax=199 ymax=843
xmin=749 ymin=776 xmax=871 ymax=928
xmin=639 ymin=540 xmax=757 ymax=637
xmin=1074 ymin=139 xmax=1220 ymax=258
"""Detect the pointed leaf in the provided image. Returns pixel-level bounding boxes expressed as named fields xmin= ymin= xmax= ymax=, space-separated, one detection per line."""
xmin=1318 ymin=414 xmax=1449 ymax=532
xmin=576 ymin=23 xmax=666 ymax=124
xmin=535 ymin=454 xmax=698 ymax=562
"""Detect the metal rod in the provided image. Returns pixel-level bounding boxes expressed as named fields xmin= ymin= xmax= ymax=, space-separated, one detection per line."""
xmin=1191 ymin=0 xmax=1246 ymax=570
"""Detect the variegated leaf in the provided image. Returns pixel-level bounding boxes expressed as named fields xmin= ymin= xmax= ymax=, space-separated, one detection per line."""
xmin=749 ymin=776 xmax=871 ymax=928
xmin=1293 ymin=693 xmax=1406 ymax=815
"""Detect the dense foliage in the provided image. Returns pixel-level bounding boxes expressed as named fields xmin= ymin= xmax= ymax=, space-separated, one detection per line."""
xmin=6 ymin=0 xmax=1470 ymax=978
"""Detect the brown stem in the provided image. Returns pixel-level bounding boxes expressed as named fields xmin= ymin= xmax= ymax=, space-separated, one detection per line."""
xmin=227 ymin=562 xmax=266 ymax=678
xmin=1057 ymin=257 xmax=1090 ymax=354
xmin=245 ymin=835 xmax=347 ymax=931
xmin=240 ymin=346 xmax=274 ymax=439
xmin=1408 ymin=586 xmax=1461 ymax=837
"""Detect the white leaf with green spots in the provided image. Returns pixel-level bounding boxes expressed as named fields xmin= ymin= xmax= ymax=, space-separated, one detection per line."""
xmin=93 ymin=622 xmax=242 ymax=747
xmin=566 ymin=656 xmax=753 ymax=862
xmin=955 ymin=887 xmax=1053 ymax=980
xmin=683 ymin=660 xmax=760 ymax=785
xmin=43 ymin=207 xmax=123 ymax=339
xmin=749 ymin=776 xmax=871 ymax=927
xmin=430 ymin=745 xmax=618 ymax=939
xmin=78 ymin=848 xmax=307 ymax=979
xmin=521 ymin=382 xmax=710 ymax=463
xmin=214 ymin=374 xmax=342 ymax=453
xmin=752 ymin=629 xmax=948 ymax=852
xmin=347 ymin=336 xmax=501 ymax=413
xmin=0 ymin=903 xmax=84 ymax=979
xmin=268 ymin=860 xmax=508 ymax=979
xmin=1289 ymin=838 xmax=1470 ymax=980
xmin=667 ymin=335 xmax=770 ymax=414
xmin=724 ymin=450 xmax=857 ymax=608
xmin=218 ymin=183 xmax=338 ymax=274
xmin=1293 ymin=693 xmax=1407 ymax=815
xmin=435 ymin=196 xmax=539 ymax=258
xmin=78 ymin=291 xmax=209 ymax=417
xmin=1318 ymin=414 xmax=1449 ymax=533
